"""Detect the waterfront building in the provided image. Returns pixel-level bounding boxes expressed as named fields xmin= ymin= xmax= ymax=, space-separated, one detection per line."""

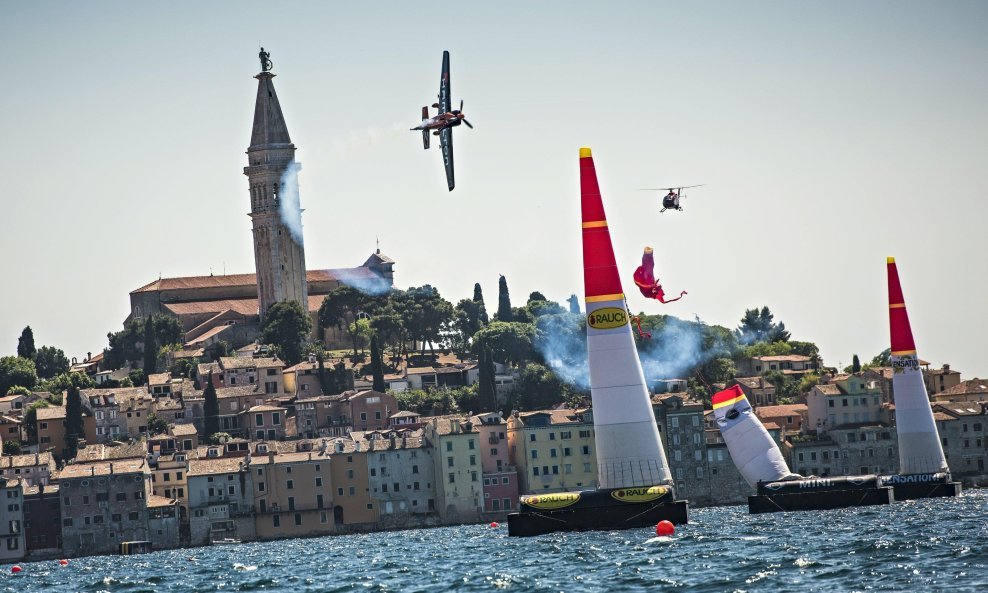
xmin=423 ymin=416 xmax=483 ymax=522
xmin=506 ymin=409 xmax=597 ymax=495
xmin=326 ymin=438 xmax=378 ymax=529
xmin=147 ymin=495 xmax=181 ymax=550
xmin=149 ymin=450 xmax=189 ymax=511
xmin=23 ymin=483 xmax=60 ymax=558
xmin=58 ymin=459 xmax=152 ymax=558
xmin=932 ymin=379 xmax=988 ymax=404
xmin=933 ymin=402 xmax=988 ymax=480
xmin=251 ymin=449 xmax=335 ymax=540
xmin=357 ymin=429 xmax=436 ymax=525
xmin=187 ymin=455 xmax=256 ymax=546
xmin=471 ymin=413 xmax=518 ymax=514
xmin=0 ymin=479 xmax=25 ymax=561
xmin=653 ymin=395 xmax=709 ymax=500
xmin=786 ymin=424 xmax=898 ymax=476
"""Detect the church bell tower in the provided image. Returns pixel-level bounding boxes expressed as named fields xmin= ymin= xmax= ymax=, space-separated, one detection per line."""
xmin=244 ymin=49 xmax=308 ymax=322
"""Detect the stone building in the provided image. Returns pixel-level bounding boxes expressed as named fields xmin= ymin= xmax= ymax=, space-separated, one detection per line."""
xmin=471 ymin=412 xmax=518 ymax=515
xmin=0 ymin=479 xmax=25 ymax=562
xmin=356 ymin=429 xmax=436 ymax=526
xmin=58 ymin=459 xmax=152 ymax=558
xmin=23 ymin=483 xmax=61 ymax=558
xmin=924 ymin=364 xmax=962 ymax=396
xmin=934 ymin=401 xmax=988 ymax=482
xmin=251 ymin=449 xmax=335 ymax=540
xmin=187 ymin=455 xmax=256 ymax=546
xmin=805 ymin=374 xmax=884 ymax=433
xmin=423 ymin=416 xmax=484 ymax=523
xmin=0 ymin=452 xmax=55 ymax=486
xmin=653 ymin=395 xmax=708 ymax=501
xmin=733 ymin=376 xmax=777 ymax=407
xmin=326 ymin=438 xmax=378 ymax=529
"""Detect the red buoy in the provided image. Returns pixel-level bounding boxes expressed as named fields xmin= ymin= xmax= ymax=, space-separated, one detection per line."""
xmin=489 ymin=521 xmax=499 ymax=528
xmin=59 ymin=559 xmax=69 ymax=566
xmin=11 ymin=565 xmax=22 ymax=574
xmin=655 ymin=520 xmax=675 ymax=536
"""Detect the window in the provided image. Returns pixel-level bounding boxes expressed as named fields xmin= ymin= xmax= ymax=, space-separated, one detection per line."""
xmin=349 ymin=486 xmax=355 ymax=495
xmin=128 ymin=511 xmax=139 ymax=521
xmin=549 ymin=433 xmax=556 ymax=441
xmin=62 ymin=518 xmax=73 ymax=527
xmin=447 ymin=457 xmax=454 ymax=468
xmin=529 ymin=434 xmax=536 ymax=442
xmin=470 ymin=455 xmax=477 ymax=466
xmin=584 ymin=463 xmax=591 ymax=472
xmin=468 ymin=439 xmax=475 ymax=450
xmin=412 ymin=465 xmax=419 ymax=474
xmin=531 ymin=450 xmax=538 ymax=460
xmin=471 ymin=471 xmax=478 ymax=482
xmin=370 ymin=468 xmax=377 ymax=476
xmin=533 ymin=467 xmax=540 ymax=476
xmin=259 ymin=482 xmax=266 ymax=492
xmin=671 ymin=417 xmax=679 ymax=428
xmin=315 ymin=477 xmax=322 ymax=487
xmin=111 ymin=513 xmax=121 ymax=522
xmin=287 ymin=480 xmax=294 ymax=490
xmin=561 ymin=431 xmax=571 ymax=439
xmin=446 ymin=442 xmax=453 ymax=451
xmin=337 ymin=487 xmax=344 ymax=496
xmin=288 ymin=497 xmax=295 ymax=510
xmin=360 ymin=412 xmax=367 ymax=421
xmin=503 ymin=498 xmax=512 ymax=510
xmin=501 ymin=476 xmax=509 ymax=485
xmin=563 ymin=447 xmax=572 ymax=456
xmin=581 ymin=446 xmax=590 ymax=455
xmin=448 ymin=473 xmax=455 ymax=484
xmin=273 ymin=515 xmax=280 ymax=527
xmin=579 ymin=430 xmax=591 ymax=438
xmin=550 ymin=449 xmax=557 ymax=458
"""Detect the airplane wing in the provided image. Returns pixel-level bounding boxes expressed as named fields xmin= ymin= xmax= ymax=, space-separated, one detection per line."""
xmin=440 ymin=126 xmax=454 ymax=191
xmin=439 ymin=50 xmax=451 ymax=114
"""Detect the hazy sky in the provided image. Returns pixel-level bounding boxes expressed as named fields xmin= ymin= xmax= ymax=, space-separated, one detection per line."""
xmin=2 ymin=1 xmax=986 ymax=377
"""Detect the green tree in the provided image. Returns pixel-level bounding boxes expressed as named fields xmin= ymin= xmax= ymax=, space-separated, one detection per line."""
xmin=516 ymin=363 xmax=568 ymax=410
xmin=127 ymin=368 xmax=146 ymax=386
xmin=105 ymin=320 xmax=143 ymax=370
xmin=402 ymin=285 xmax=454 ymax=354
xmin=208 ymin=432 xmax=231 ymax=445
xmin=34 ymin=346 xmax=69 ymax=379
xmin=146 ymin=413 xmax=168 ymax=436
xmin=23 ymin=400 xmax=49 ymax=443
xmin=349 ymin=318 xmax=374 ymax=354
xmin=852 ymin=354 xmax=861 ymax=373
xmin=736 ymin=306 xmax=790 ymax=344
xmin=370 ymin=335 xmax=386 ymax=392
xmin=870 ymin=348 xmax=892 ymax=367
xmin=496 ymin=276 xmax=513 ymax=322
xmin=17 ymin=326 xmax=36 ymax=360
xmin=453 ymin=298 xmax=485 ymax=354
xmin=6 ymin=385 xmax=30 ymax=396
xmin=318 ymin=286 xmax=372 ymax=356
xmin=701 ymin=357 xmax=737 ymax=384
xmin=262 ymin=300 xmax=313 ymax=365
xmin=473 ymin=283 xmax=490 ymax=324
xmin=2 ymin=440 xmax=21 ymax=455
xmin=170 ymin=357 xmax=198 ymax=379
xmin=204 ymin=340 xmax=229 ymax=362
xmin=0 ymin=356 xmax=38 ymax=395
xmin=477 ymin=340 xmax=497 ymax=412
xmin=64 ymin=386 xmax=84 ymax=459
xmin=395 ymin=388 xmax=460 ymax=416
xmin=473 ymin=321 xmax=536 ymax=367
xmin=41 ymin=371 xmax=94 ymax=400
xmin=203 ymin=377 xmax=219 ymax=439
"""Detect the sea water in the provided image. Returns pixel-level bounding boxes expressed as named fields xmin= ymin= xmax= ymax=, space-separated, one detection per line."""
xmin=5 ymin=490 xmax=986 ymax=593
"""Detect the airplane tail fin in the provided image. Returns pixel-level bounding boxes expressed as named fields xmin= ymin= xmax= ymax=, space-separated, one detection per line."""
xmin=422 ymin=129 xmax=430 ymax=150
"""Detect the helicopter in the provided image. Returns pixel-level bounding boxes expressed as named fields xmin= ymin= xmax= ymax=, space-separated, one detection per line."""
xmin=639 ymin=184 xmax=705 ymax=212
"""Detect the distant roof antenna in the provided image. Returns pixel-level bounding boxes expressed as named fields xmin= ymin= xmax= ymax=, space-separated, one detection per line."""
xmin=376 ymin=236 xmax=380 ymax=254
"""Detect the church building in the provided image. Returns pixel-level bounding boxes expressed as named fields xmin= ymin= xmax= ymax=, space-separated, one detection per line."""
xmin=127 ymin=51 xmax=394 ymax=348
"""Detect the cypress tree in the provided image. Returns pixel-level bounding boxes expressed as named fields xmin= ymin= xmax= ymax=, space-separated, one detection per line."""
xmin=473 ymin=283 xmax=489 ymax=324
xmin=17 ymin=326 xmax=36 ymax=360
xmin=142 ymin=316 xmax=157 ymax=374
xmin=371 ymin=335 xmax=386 ymax=392
xmin=203 ymin=375 xmax=219 ymax=440
xmin=567 ymin=294 xmax=580 ymax=314
xmin=852 ymin=354 xmax=861 ymax=373
xmin=496 ymin=276 xmax=512 ymax=322
xmin=478 ymin=340 xmax=497 ymax=412
xmin=64 ymin=385 xmax=84 ymax=459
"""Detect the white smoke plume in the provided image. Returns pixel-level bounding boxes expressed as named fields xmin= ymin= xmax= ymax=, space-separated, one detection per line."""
xmin=535 ymin=313 xmax=732 ymax=391
xmin=331 ymin=124 xmax=406 ymax=156
xmin=332 ymin=268 xmax=392 ymax=296
xmin=278 ymin=161 xmax=304 ymax=245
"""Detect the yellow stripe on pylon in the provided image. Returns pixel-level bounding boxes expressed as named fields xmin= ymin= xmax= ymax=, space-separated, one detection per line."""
xmin=586 ymin=293 xmax=624 ymax=303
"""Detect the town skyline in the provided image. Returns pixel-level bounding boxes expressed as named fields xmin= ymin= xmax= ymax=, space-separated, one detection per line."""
xmin=2 ymin=1 xmax=987 ymax=377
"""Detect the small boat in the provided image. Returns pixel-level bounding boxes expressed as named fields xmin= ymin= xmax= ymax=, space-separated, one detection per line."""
xmin=211 ymin=537 xmax=242 ymax=545
xmin=119 ymin=540 xmax=153 ymax=555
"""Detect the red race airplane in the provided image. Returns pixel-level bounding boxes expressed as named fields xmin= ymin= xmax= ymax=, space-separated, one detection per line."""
xmin=411 ymin=50 xmax=472 ymax=191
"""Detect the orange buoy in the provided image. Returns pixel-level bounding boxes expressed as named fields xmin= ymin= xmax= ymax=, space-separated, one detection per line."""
xmin=59 ymin=559 xmax=69 ymax=566
xmin=11 ymin=565 xmax=22 ymax=574
xmin=489 ymin=521 xmax=499 ymax=528
xmin=655 ymin=520 xmax=675 ymax=536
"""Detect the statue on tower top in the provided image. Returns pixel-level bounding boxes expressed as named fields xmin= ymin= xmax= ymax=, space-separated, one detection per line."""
xmin=259 ymin=47 xmax=273 ymax=72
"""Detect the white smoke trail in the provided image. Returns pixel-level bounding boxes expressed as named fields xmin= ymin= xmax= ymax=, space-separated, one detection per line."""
xmin=331 ymin=124 xmax=407 ymax=157
xmin=332 ymin=268 xmax=392 ymax=296
xmin=278 ymin=161 xmax=304 ymax=245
